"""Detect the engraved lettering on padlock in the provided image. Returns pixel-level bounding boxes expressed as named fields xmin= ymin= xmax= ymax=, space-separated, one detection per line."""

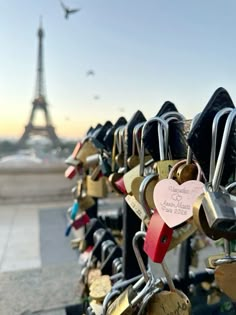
xmin=125 ymin=194 xmax=149 ymax=223
xmin=153 ymin=160 xmax=204 ymax=228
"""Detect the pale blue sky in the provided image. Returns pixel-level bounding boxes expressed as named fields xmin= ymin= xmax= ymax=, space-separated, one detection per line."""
xmin=1 ymin=0 xmax=236 ymax=138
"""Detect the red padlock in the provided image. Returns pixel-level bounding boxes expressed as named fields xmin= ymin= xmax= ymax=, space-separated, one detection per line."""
xmin=72 ymin=141 xmax=82 ymax=158
xmin=72 ymin=213 xmax=90 ymax=230
xmin=64 ymin=165 xmax=76 ymax=179
xmin=114 ymin=176 xmax=127 ymax=195
xmin=143 ymin=210 xmax=173 ymax=263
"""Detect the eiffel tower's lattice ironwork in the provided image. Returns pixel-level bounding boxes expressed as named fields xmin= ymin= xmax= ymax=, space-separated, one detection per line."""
xmin=18 ymin=21 xmax=60 ymax=147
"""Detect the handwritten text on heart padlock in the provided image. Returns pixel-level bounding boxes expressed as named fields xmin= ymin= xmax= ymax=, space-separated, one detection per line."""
xmin=153 ymin=179 xmax=204 ymax=228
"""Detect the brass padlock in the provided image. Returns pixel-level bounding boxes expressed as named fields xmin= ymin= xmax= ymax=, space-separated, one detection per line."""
xmin=175 ymin=113 xmax=201 ymax=184
xmin=106 ymin=285 xmax=137 ymax=315
xmin=89 ymin=275 xmax=112 ymax=302
xmin=86 ymin=175 xmax=108 ymax=198
xmin=76 ymin=139 xmax=99 ymax=164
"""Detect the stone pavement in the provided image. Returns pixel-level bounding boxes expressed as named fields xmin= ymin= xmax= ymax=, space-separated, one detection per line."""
xmin=0 ymin=201 xmax=83 ymax=315
xmin=0 ymin=196 xmax=221 ymax=315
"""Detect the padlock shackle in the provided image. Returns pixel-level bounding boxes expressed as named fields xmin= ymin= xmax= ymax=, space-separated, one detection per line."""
xmin=137 ymin=286 xmax=162 ymax=315
xmin=168 ymin=158 xmax=202 ymax=180
xmin=132 ymin=231 xmax=150 ymax=283
xmin=212 ymin=108 xmax=236 ymax=191
xmin=132 ymin=122 xmax=145 ymax=156
xmin=102 ymin=289 xmax=120 ymax=314
xmin=139 ymin=174 xmax=158 ymax=219
xmin=158 ymin=117 xmax=178 ymax=160
xmin=160 ymin=111 xmax=185 ymax=159
xmin=209 ymin=108 xmax=233 ymax=182
xmin=160 ymin=111 xmax=185 ymax=121
xmin=139 ymin=117 xmax=169 ymax=176
xmin=111 ymin=125 xmax=125 ymax=172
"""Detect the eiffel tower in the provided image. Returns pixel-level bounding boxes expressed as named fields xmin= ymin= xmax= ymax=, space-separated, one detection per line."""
xmin=18 ymin=21 xmax=60 ymax=148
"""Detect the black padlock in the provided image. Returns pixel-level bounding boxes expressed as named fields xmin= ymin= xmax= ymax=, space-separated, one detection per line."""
xmin=100 ymin=245 xmax=123 ymax=275
xmin=92 ymin=228 xmax=116 ymax=262
xmin=84 ymin=218 xmax=107 ymax=246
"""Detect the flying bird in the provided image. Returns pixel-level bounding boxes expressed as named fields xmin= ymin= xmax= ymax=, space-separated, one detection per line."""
xmin=60 ymin=1 xmax=80 ymax=19
xmin=93 ymin=95 xmax=100 ymax=100
xmin=86 ymin=70 xmax=95 ymax=76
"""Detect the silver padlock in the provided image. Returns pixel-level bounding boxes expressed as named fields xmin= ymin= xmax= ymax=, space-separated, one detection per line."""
xmin=101 ymin=239 xmax=116 ymax=264
xmin=202 ymin=109 xmax=236 ymax=232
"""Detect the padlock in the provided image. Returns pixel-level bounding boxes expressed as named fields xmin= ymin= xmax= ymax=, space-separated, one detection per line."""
xmin=101 ymin=240 xmax=116 ymax=264
xmin=85 ymin=153 xmax=100 ymax=168
xmin=123 ymin=155 xmax=153 ymax=195
xmin=108 ymin=172 xmax=125 ymax=195
xmin=111 ymin=125 xmax=126 ymax=171
xmin=78 ymin=195 xmax=96 ymax=212
xmin=87 ymin=300 xmax=103 ymax=315
xmin=89 ymin=274 xmax=112 ymax=302
xmin=84 ymin=218 xmax=107 ymax=246
xmin=115 ymin=125 xmax=125 ymax=168
xmin=153 ymin=157 xmax=204 ymax=229
xmin=201 ymin=109 xmax=236 ymax=232
xmin=127 ymin=122 xmax=144 ymax=169
xmin=213 ymin=235 xmax=236 ymax=301
xmin=106 ymin=265 xmax=154 ymax=315
xmin=105 ymin=285 xmax=137 ymax=315
xmin=137 ymin=173 xmax=173 ymax=263
xmin=175 ymin=114 xmax=202 ymax=184
xmin=131 ymin=116 xmax=169 ymax=204
xmin=76 ymin=139 xmax=99 ymax=164
xmin=145 ymin=257 xmax=191 ymax=315
xmin=64 ymin=165 xmax=77 ymax=179
xmin=92 ymin=228 xmax=116 ymax=262
xmin=72 ymin=212 xmax=90 ymax=230
xmin=193 ymin=109 xmax=236 ymax=240
xmin=125 ymin=193 xmax=149 ymax=224
xmin=143 ymin=211 xmax=173 ymax=263
xmin=71 ymin=141 xmax=83 ymax=158
xmin=133 ymin=231 xmax=188 ymax=315
xmin=153 ymin=112 xmax=184 ymax=181
xmin=209 ymin=107 xmax=233 ymax=182
xmin=86 ymin=174 xmax=108 ymax=198
xmin=100 ymin=245 xmax=123 ymax=275
xmin=112 ymin=257 xmax=123 ymax=275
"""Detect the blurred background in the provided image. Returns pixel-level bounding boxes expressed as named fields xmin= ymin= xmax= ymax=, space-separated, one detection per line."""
xmin=1 ymin=1 xmax=236 ymax=314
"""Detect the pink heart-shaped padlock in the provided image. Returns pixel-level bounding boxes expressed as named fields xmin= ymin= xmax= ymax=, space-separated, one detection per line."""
xmin=153 ymin=179 xmax=204 ymax=228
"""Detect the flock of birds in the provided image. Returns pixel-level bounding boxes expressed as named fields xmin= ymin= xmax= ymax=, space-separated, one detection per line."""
xmin=59 ymin=2 xmax=100 ymax=100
